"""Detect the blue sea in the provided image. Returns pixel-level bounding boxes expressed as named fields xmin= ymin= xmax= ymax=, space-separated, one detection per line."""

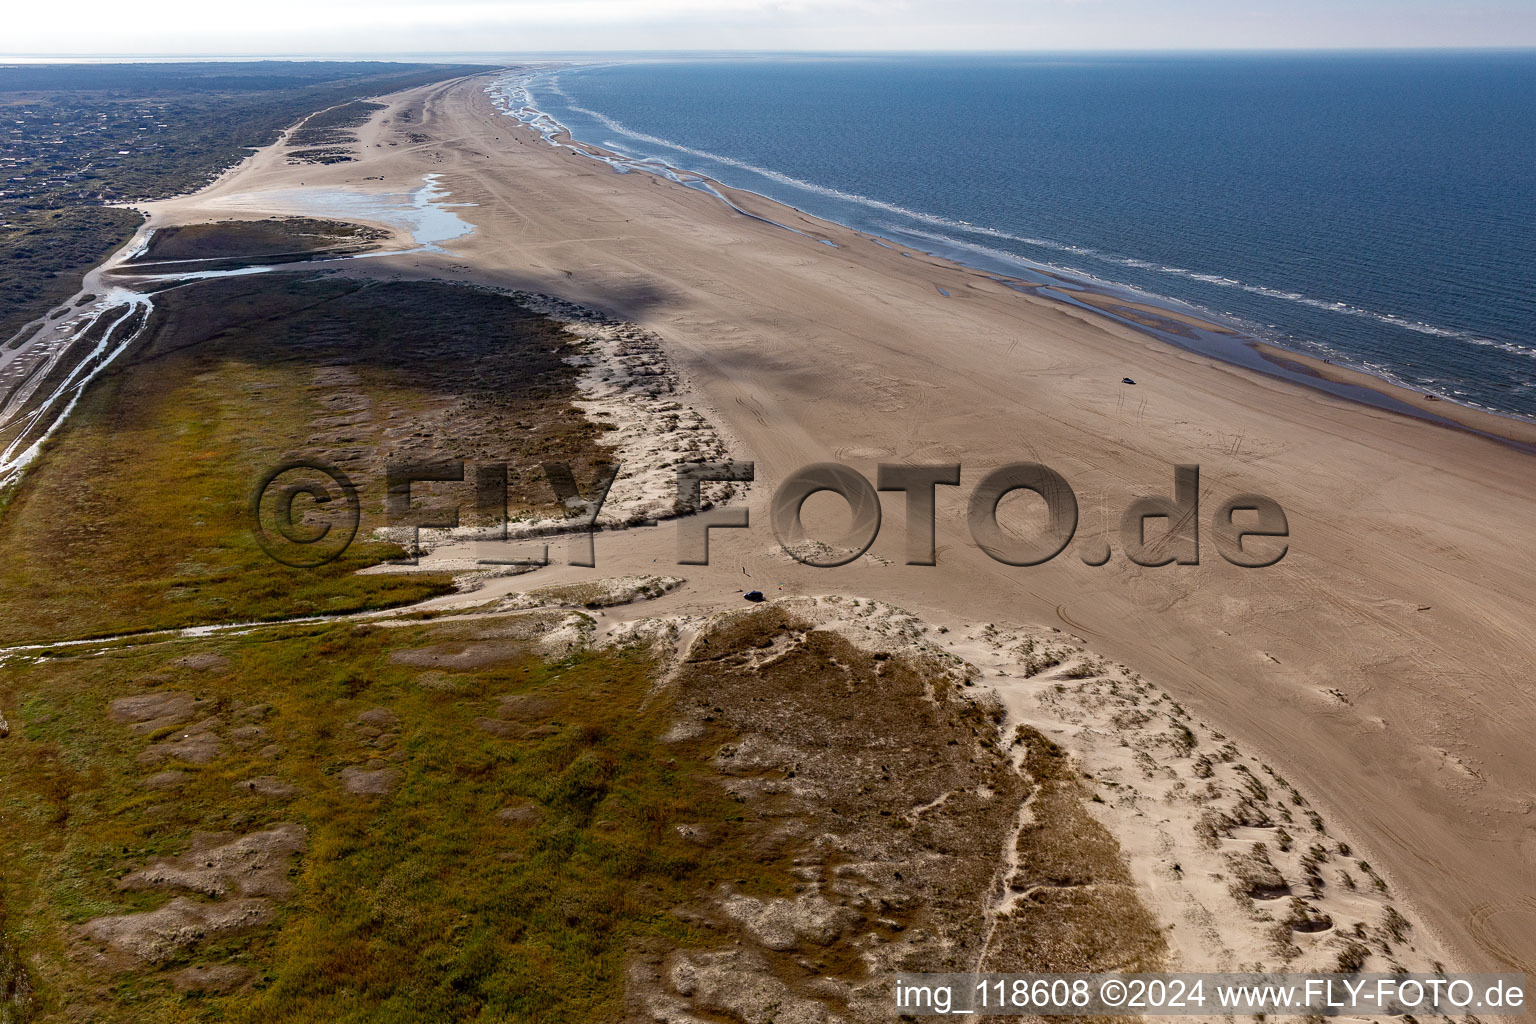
xmin=505 ymin=53 xmax=1536 ymax=421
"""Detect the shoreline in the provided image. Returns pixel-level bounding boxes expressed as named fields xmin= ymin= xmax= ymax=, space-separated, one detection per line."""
xmin=498 ymin=67 xmax=1536 ymax=452
xmin=1251 ymin=341 xmax=1536 ymax=449
xmin=766 ymin=199 xmax=1536 ymax=452
xmin=129 ymin=73 xmax=1536 ymax=974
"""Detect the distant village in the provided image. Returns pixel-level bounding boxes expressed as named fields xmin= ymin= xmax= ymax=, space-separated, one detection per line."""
xmin=0 ymin=98 xmax=182 ymax=225
xmin=0 ymin=61 xmax=479 ymax=340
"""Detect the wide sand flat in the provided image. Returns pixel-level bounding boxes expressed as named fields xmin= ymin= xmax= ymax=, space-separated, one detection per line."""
xmin=143 ymin=74 xmax=1536 ymax=972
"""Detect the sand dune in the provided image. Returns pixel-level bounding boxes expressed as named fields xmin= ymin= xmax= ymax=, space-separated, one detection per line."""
xmin=137 ymin=73 xmax=1536 ymax=974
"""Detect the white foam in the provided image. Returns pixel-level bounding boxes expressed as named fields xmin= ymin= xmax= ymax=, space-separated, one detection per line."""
xmin=497 ymin=70 xmax=1533 ymax=368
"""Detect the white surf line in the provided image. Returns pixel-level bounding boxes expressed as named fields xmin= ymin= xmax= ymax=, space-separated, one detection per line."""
xmin=493 ymin=69 xmax=1536 ymax=423
xmin=527 ymin=70 xmax=1525 ymax=362
xmin=486 ymin=71 xmax=839 ymax=248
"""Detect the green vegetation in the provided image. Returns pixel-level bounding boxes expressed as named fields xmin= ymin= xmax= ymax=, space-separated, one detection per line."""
xmin=0 ymin=206 xmax=143 ymax=344
xmin=0 ymin=893 xmax=31 ymax=1024
xmin=0 ymin=588 xmax=1169 ymax=1021
xmin=0 ymin=271 xmax=616 ymax=646
xmin=288 ymin=101 xmax=387 ymax=147
xmin=0 ymin=616 xmax=771 ymax=1022
xmin=287 ymin=101 xmax=387 ymax=164
xmin=1001 ymin=728 xmax=1166 ymax=976
xmin=0 ymin=194 xmax=1170 ymax=1018
xmin=135 ymin=219 xmax=386 ymax=264
xmin=0 ymin=291 xmax=440 ymax=645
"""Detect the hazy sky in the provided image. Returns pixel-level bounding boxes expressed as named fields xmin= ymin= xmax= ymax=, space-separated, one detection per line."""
xmin=7 ymin=0 xmax=1536 ymax=55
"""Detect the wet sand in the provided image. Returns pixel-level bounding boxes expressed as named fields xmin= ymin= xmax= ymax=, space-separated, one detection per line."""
xmin=136 ymin=73 xmax=1536 ymax=974
xmin=1253 ymin=341 xmax=1536 ymax=449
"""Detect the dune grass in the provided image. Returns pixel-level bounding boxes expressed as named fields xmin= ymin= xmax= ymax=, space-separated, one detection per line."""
xmin=135 ymin=219 xmax=386 ymax=264
xmin=0 ymin=311 xmax=448 ymax=647
xmin=0 ymin=271 xmax=623 ymax=647
xmin=0 ymin=616 xmax=772 ymax=1022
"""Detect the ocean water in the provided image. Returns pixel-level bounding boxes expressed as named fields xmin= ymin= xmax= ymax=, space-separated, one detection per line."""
xmin=502 ymin=53 xmax=1536 ymax=421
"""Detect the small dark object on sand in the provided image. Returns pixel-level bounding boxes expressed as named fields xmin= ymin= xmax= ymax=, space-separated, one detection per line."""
xmin=1122 ymin=377 xmax=1137 ymax=385
xmin=743 ymin=590 xmax=765 ymax=603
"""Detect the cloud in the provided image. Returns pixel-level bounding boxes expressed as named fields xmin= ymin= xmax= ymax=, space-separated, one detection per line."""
xmin=11 ymin=0 xmax=882 ymax=39
xmin=4 ymin=0 xmax=1533 ymax=54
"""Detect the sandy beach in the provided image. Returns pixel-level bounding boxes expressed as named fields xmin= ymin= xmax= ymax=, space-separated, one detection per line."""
xmin=125 ymin=72 xmax=1536 ymax=976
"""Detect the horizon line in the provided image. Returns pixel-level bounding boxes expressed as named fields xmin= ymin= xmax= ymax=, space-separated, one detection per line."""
xmin=4 ymin=45 xmax=1536 ymax=61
